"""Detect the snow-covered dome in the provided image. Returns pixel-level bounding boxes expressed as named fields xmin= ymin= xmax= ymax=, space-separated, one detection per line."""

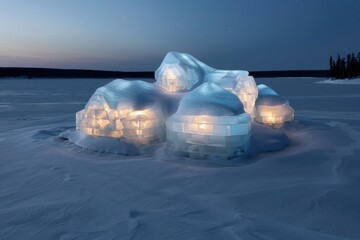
xmin=254 ymin=84 xmax=294 ymax=128
xmin=176 ymin=82 xmax=245 ymax=116
xmin=76 ymin=79 xmax=166 ymax=144
xmin=166 ymin=83 xmax=251 ymax=160
xmin=257 ymin=84 xmax=278 ymax=96
xmin=86 ymin=79 xmax=162 ymax=110
xmin=155 ymin=51 xmax=214 ymax=93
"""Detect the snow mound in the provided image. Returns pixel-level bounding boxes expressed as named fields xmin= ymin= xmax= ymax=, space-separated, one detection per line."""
xmin=59 ymin=129 xmax=140 ymax=155
xmin=175 ymin=82 xmax=245 ymax=116
xmin=85 ymin=79 xmax=167 ymax=111
xmin=247 ymin=122 xmax=290 ymax=156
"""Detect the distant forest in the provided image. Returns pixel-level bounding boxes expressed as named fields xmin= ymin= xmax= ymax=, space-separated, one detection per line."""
xmin=329 ymin=52 xmax=360 ymax=79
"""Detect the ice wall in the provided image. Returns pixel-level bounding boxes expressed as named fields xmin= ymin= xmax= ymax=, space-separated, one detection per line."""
xmin=76 ymin=79 xmax=166 ymax=144
xmin=166 ymin=83 xmax=251 ymax=160
xmin=206 ymin=72 xmax=258 ymax=115
xmin=254 ymin=84 xmax=294 ymax=128
xmin=155 ymin=52 xmax=214 ymax=93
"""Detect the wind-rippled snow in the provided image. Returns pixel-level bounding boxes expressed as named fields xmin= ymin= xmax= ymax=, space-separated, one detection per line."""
xmin=0 ymin=77 xmax=359 ymax=240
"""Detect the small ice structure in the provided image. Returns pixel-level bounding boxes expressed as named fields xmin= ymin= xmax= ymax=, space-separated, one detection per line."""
xmin=76 ymin=79 xmax=166 ymax=144
xmin=254 ymin=84 xmax=294 ymax=128
xmin=155 ymin=51 xmax=213 ymax=93
xmin=166 ymin=83 xmax=251 ymax=160
xmin=205 ymin=71 xmax=258 ymax=116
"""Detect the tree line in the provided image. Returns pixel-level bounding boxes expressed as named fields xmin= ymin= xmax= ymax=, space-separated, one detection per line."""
xmin=329 ymin=52 xmax=360 ymax=79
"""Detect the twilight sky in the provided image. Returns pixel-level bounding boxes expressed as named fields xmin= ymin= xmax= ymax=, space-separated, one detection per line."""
xmin=0 ymin=0 xmax=359 ymax=71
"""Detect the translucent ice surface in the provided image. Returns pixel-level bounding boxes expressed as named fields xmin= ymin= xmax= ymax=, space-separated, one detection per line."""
xmin=155 ymin=52 xmax=214 ymax=93
xmin=76 ymin=79 xmax=166 ymax=144
xmin=204 ymin=70 xmax=249 ymax=86
xmin=166 ymin=83 xmax=251 ymax=160
xmin=206 ymin=72 xmax=258 ymax=115
xmin=254 ymin=84 xmax=294 ymax=128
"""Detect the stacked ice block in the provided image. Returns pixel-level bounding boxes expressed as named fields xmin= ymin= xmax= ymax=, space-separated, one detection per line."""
xmin=254 ymin=84 xmax=294 ymax=128
xmin=166 ymin=83 xmax=251 ymax=160
xmin=155 ymin=51 xmax=214 ymax=93
xmin=206 ymin=72 xmax=258 ymax=116
xmin=76 ymin=79 xmax=166 ymax=144
xmin=76 ymin=52 xmax=295 ymax=159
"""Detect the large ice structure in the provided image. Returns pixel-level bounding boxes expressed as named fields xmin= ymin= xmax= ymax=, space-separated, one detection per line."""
xmin=205 ymin=71 xmax=258 ymax=116
xmin=155 ymin=51 xmax=214 ymax=93
xmin=166 ymin=83 xmax=251 ymax=160
xmin=76 ymin=79 xmax=166 ymax=144
xmin=254 ymin=84 xmax=294 ymax=128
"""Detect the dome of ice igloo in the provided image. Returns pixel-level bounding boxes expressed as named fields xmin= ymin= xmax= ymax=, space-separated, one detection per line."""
xmin=155 ymin=51 xmax=214 ymax=93
xmin=166 ymin=82 xmax=251 ymax=160
xmin=254 ymin=84 xmax=294 ymax=128
xmin=76 ymin=79 xmax=166 ymax=144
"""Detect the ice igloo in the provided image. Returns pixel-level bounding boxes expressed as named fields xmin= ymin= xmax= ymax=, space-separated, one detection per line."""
xmin=205 ymin=71 xmax=258 ymax=116
xmin=155 ymin=51 xmax=214 ymax=93
xmin=254 ymin=84 xmax=294 ymax=128
xmin=76 ymin=79 xmax=166 ymax=144
xmin=166 ymin=82 xmax=251 ymax=160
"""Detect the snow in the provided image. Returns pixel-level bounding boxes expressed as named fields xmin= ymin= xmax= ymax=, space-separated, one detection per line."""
xmin=86 ymin=79 xmax=164 ymax=110
xmin=175 ymin=82 xmax=244 ymax=116
xmin=1 ymin=77 xmax=360 ymax=239
xmin=315 ymin=78 xmax=360 ymax=85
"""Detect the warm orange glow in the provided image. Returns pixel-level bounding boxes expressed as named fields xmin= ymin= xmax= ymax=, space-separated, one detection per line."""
xmin=198 ymin=123 xmax=213 ymax=133
xmin=255 ymin=104 xmax=293 ymax=128
xmin=166 ymin=68 xmax=177 ymax=80
xmin=97 ymin=119 xmax=110 ymax=128
xmin=163 ymin=68 xmax=178 ymax=92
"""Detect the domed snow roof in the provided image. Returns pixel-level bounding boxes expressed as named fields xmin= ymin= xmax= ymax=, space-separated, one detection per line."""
xmin=86 ymin=79 xmax=162 ymax=110
xmin=257 ymin=84 xmax=278 ymax=96
xmin=255 ymin=95 xmax=288 ymax=107
xmin=256 ymin=84 xmax=288 ymax=107
xmin=176 ymin=82 xmax=245 ymax=116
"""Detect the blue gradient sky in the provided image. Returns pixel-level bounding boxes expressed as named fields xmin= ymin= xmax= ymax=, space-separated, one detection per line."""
xmin=0 ymin=0 xmax=359 ymax=71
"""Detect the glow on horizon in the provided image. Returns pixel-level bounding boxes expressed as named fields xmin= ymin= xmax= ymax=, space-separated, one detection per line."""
xmin=0 ymin=0 xmax=360 ymax=71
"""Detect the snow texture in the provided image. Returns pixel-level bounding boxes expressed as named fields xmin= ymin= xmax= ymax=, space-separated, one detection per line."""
xmin=1 ymin=77 xmax=360 ymax=239
xmin=254 ymin=84 xmax=294 ymax=128
xmin=166 ymin=83 xmax=251 ymax=160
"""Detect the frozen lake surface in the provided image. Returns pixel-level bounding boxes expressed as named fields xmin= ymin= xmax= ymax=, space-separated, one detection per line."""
xmin=0 ymin=77 xmax=360 ymax=240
